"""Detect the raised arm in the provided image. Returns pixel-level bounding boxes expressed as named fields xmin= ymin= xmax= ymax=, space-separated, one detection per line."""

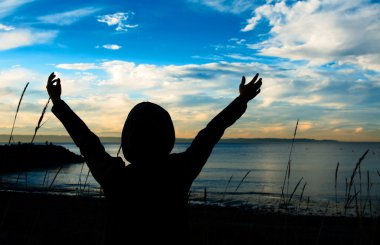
xmin=185 ymin=74 xmax=262 ymax=181
xmin=46 ymin=73 xmax=124 ymax=187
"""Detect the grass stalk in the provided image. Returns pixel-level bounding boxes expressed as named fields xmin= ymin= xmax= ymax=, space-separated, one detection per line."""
xmin=221 ymin=175 xmax=233 ymax=202
xmin=288 ymin=177 xmax=303 ymax=204
xmin=42 ymin=170 xmax=49 ymax=187
xmin=234 ymin=170 xmax=251 ymax=193
xmin=9 ymin=82 xmax=29 ymax=144
xmin=344 ymin=149 xmax=369 ymax=214
xmin=116 ymin=144 xmax=122 ymax=157
xmin=31 ymin=98 xmax=51 ymax=143
xmin=83 ymin=168 xmax=91 ymax=192
xmin=24 ymin=97 xmax=51 ymax=190
xmin=48 ymin=165 xmax=63 ymax=190
xmin=280 ymin=119 xmax=299 ymax=202
xmin=298 ymin=181 xmax=307 ymax=211
xmin=77 ymin=162 xmax=86 ymax=193
xmin=306 ymin=197 xmax=310 ymax=211
xmin=335 ymin=162 xmax=340 ymax=213
xmin=361 ymin=170 xmax=372 ymax=217
xmin=204 ymin=187 xmax=207 ymax=204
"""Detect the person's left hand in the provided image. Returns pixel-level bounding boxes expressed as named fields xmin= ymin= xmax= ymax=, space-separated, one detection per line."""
xmin=46 ymin=72 xmax=62 ymax=104
xmin=239 ymin=73 xmax=262 ymax=102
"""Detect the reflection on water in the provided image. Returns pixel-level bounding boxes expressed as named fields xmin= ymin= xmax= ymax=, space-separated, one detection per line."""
xmin=1 ymin=141 xmax=380 ymax=216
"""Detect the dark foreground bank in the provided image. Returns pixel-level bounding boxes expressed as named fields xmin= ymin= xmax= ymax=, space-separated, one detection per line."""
xmin=0 ymin=191 xmax=379 ymax=245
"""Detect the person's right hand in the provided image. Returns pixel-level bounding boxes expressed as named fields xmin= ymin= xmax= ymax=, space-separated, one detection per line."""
xmin=46 ymin=72 xmax=62 ymax=104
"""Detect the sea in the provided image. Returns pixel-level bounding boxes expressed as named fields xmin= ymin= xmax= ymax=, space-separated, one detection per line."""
xmin=1 ymin=140 xmax=380 ymax=217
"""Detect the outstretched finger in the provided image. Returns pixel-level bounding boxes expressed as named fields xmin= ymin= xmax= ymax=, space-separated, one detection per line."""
xmin=247 ymin=77 xmax=262 ymax=91
xmin=47 ymin=72 xmax=56 ymax=85
xmin=240 ymin=76 xmax=246 ymax=86
xmin=255 ymin=78 xmax=262 ymax=88
xmin=249 ymin=73 xmax=259 ymax=84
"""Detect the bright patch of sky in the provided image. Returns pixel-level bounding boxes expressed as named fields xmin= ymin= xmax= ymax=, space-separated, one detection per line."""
xmin=1 ymin=0 xmax=379 ymax=141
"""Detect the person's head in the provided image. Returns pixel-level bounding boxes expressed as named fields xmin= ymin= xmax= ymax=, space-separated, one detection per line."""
xmin=121 ymin=102 xmax=175 ymax=165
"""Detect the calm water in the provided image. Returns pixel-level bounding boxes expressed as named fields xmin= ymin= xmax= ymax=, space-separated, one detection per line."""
xmin=1 ymin=141 xmax=380 ymax=216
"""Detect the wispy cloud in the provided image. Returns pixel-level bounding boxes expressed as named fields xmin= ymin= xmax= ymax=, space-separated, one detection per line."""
xmin=225 ymin=54 xmax=256 ymax=61
xmin=189 ymin=0 xmax=255 ymax=14
xmin=0 ymin=29 xmax=57 ymax=51
xmin=0 ymin=23 xmax=14 ymax=31
xmin=0 ymin=0 xmax=33 ymax=18
xmin=56 ymin=63 xmax=98 ymax=71
xmin=103 ymin=44 xmax=122 ymax=50
xmin=97 ymin=12 xmax=138 ymax=31
xmin=38 ymin=7 xmax=100 ymax=26
xmin=242 ymin=0 xmax=380 ymax=71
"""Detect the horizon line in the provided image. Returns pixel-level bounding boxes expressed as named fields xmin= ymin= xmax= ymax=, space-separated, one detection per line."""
xmin=1 ymin=134 xmax=380 ymax=143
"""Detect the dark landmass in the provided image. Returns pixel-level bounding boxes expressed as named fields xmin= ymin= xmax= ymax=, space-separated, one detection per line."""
xmin=0 ymin=191 xmax=378 ymax=245
xmin=0 ymin=143 xmax=84 ymax=173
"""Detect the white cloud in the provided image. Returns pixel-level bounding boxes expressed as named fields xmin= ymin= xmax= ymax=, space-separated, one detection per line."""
xmin=225 ymin=54 xmax=256 ymax=61
xmin=354 ymin=127 xmax=363 ymax=134
xmin=0 ymin=0 xmax=33 ymax=18
xmin=38 ymin=7 xmax=100 ymax=26
xmin=0 ymin=23 xmax=14 ymax=31
xmin=0 ymin=29 xmax=57 ymax=51
xmin=56 ymin=63 xmax=98 ymax=71
xmin=243 ymin=0 xmax=380 ymax=70
xmin=97 ymin=12 xmax=138 ymax=31
xmin=189 ymin=0 xmax=255 ymax=14
xmin=103 ymin=44 xmax=122 ymax=50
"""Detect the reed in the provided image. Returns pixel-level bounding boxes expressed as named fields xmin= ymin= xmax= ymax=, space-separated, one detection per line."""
xmin=221 ymin=175 xmax=233 ymax=202
xmin=280 ymin=119 xmax=299 ymax=202
xmin=344 ymin=149 xmax=369 ymax=214
xmin=204 ymin=187 xmax=207 ymax=204
xmin=9 ymin=82 xmax=29 ymax=144
xmin=116 ymin=144 xmax=122 ymax=157
xmin=335 ymin=162 xmax=340 ymax=213
xmin=361 ymin=170 xmax=373 ymax=217
xmin=21 ymin=98 xmax=51 ymax=189
xmin=288 ymin=177 xmax=303 ymax=204
xmin=77 ymin=162 xmax=86 ymax=193
xmin=234 ymin=170 xmax=251 ymax=193
xmin=83 ymin=169 xmax=91 ymax=193
xmin=48 ymin=165 xmax=63 ymax=190
xmin=31 ymin=98 xmax=51 ymax=143
xmin=298 ymin=181 xmax=307 ymax=210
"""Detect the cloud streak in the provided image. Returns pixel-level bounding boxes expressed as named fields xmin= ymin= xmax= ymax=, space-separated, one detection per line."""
xmin=0 ymin=23 xmax=14 ymax=31
xmin=0 ymin=0 xmax=33 ymax=18
xmin=103 ymin=44 xmax=122 ymax=50
xmin=38 ymin=7 xmax=100 ymax=26
xmin=97 ymin=12 xmax=138 ymax=31
xmin=0 ymin=29 xmax=57 ymax=51
xmin=189 ymin=0 xmax=255 ymax=14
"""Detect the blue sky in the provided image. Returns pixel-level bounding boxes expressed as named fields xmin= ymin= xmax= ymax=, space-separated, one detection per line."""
xmin=1 ymin=0 xmax=380 ymax=141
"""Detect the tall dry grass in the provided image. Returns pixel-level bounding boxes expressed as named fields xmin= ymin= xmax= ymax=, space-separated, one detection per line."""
xmin=9 ymin=82 xmax=29 ymax=144
xmin=31 ymin=98 xmax=50 ymax=143
xmin=281 ymin=119 xmax=299 ymax=200
xmin=344 ymin=149 xmax=369 ymax=215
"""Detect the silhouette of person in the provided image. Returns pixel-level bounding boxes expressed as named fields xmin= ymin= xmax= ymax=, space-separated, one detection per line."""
xmin=46 ymin=72 xmax=262 ymax=244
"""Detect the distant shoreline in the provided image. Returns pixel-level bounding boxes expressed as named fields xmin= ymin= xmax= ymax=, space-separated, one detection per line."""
xmin=1 ymin=134 xmax=379 ymax=144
